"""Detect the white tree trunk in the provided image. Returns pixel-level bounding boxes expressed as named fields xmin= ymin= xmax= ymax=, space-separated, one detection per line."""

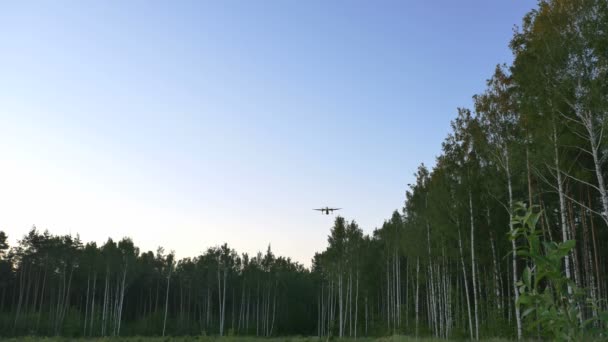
xmin=505 ymin=147 xmax=523 ymax=339
xmin=117 ymin=265 xmax=127 ymax=336
xmin=415 ymin=257 xmax=420 ymax=338
xmin=339 ymin=273 xmax=343 ymax=337
xmin=458 ymin=228 xmax=473 ymax=341
xmin=469 ymin=191 xmax=479 ymax=340
xmin=577 ymin=110 xmax=608 ymax=224
xmin=552 ymin=122 xmax=573 ymax=288
xmin=162 ymin=264 xmax=172 ymax=337
xmin=84 ymin=273 xmax=90 ymax=336
xmin=354 ymin=270 xmax=359 ymax=339
xmin=89 ymin=272 xmax=96 ymax=336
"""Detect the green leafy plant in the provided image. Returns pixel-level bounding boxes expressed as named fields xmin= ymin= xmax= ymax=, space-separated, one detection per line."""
xmin=510 ymin=202 xmax=606 ymax=341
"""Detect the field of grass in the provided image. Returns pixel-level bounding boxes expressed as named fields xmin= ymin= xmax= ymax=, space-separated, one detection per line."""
xmin=0 ymin=336 xmax=519 ymax=342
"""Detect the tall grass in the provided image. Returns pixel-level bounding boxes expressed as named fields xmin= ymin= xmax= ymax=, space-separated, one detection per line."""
xmin=0 ymin=336 xmax=520 ymax=342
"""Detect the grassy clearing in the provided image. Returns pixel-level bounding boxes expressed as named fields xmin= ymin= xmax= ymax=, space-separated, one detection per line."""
xmin=0 ymin=336 xmax=518 ymax=342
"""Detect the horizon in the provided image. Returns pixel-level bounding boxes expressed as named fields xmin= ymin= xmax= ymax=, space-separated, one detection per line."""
xmin=0 ymin=1 xmax=535 ymax=265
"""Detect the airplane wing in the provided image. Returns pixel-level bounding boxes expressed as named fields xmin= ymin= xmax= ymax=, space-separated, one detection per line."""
xmin=329 ymin=208 xmax=341 ymax=211
xmin=313 ymin=209 xmax=324 ymax=211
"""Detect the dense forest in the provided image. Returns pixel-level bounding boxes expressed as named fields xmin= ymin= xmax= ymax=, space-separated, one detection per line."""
xmin=1 ymin=0 xmax=608 ymax=339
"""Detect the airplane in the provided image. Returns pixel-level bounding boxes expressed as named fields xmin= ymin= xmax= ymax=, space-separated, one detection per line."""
xmin=314 ymin=207 xmax=341 ymax=215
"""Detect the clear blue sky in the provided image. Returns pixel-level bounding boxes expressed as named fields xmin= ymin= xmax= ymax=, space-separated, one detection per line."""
xmin=0 ymin=1 xmax=535 ymax=265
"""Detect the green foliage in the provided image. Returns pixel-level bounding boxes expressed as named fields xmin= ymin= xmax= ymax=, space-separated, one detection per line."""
xmin=0 ymin=336 xmax=518 ymax=342
xmin=0 ymin=231 xmax=9 ymax=257
xmin=511 ymin=202 xmax=606 ymax=341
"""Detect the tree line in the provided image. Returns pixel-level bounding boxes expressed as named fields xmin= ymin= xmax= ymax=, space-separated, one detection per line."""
xmin=0 ymin=229 xmax=316 ymax=337
xmin=1 ymin=0 xmax=608 ymax=339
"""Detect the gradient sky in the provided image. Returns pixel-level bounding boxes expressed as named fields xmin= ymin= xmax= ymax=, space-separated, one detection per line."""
xmin=0 ymin=1 xmax=535 ymax=265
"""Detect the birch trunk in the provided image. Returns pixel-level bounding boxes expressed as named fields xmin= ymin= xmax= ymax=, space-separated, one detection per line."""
xmin=579 ymin=110 xmax=608 ymax=225
xmin=552 ymin=121 xmax=573 ymax=293
xmin=162 ymin=264 xmax=172 ymax=337
xmin=415 ymin=257 xmax=420 ymax=338
xmin=469 ymin=191 xmax=479 ymax=340
xmin=458 ymin=228 xmax=473 ymax=340
xmin=84 ymin=273 xmax=90 ymax=336
xmin=354 ymin=270 xmax=359 ymax=338
xmin=505 ymin=146 xmax=523 ymax=339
